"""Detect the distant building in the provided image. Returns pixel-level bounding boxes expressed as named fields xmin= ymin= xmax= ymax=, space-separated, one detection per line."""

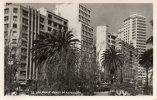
xmin=96 ymin=25 xmax=117 ymax=82
xmin=54 ymin=3 xmax=95 ymax=59
xmin=118 ymin=13 xmax=147 ymax=56
xmin=96 ymin=25 xmax=117 ymax=66
xmin=118 ymin=13 xmax=147 ymax=85
xmin=4 ymin=4 xmax=68 ymax=84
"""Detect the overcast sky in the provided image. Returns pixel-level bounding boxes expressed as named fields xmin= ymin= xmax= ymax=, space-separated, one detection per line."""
xmin=20 ymin=3 xmax=153 ymax=39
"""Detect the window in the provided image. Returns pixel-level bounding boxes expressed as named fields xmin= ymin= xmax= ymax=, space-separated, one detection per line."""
xmin=20 ymin=71 xmax=26 ymax=76
xmin=54 ymin=23 xmax=57 ymax=27
xmin=48 ymin=20 xmax=52 ymax=26
xmin=12 ymin=46 xmax=17 ymax=52
xmin=11 ymin=54 xmax=15 ymax=59
xmin=13 ymin=16 xmax=17 ymax=21
xmin=4 ymin=16 xmax=9 ymax=21
xmin=13 ymin=24 xmax=17 ymax=28
xmin=23 ymin=10 xmax=28 ymax=17
xmin=22 ymin=25 xmax=28 ymax=31
xmin=12 ymin=31 xmax=17 ymax=37
xmin=21 ymin=63 xmax=26 ymax=68
xmin=64 ymin=21 xmax=67 ymax=26
xmin=4 ymin=8 xmax=9 ymax=14
xmin=4 ymin=31 xmax=8 ymax=37
xmin=59 ymin=25 xmax=62 ymax=30
xmin=13 ymin=8 xmax=18 ymax=13
xmin=21 ymin=48 xmax=27 ymax=54
xmin=82 ymin=17 xmax=84 ymax=21
xmin=5 ymin=39 xmax=8 ymax=44
xmin=4 ymin=24 xmax=9 ymax=30
xmin=22 ymin=18 xmax=28 ymax=25
xmin=48 ymin=27 xmax=52 ymax=32
xmin=22 ymin=33 xmax=27 ymax=40
xmin=87 ymin=10 xmax=90 ymax=14
xmin=40 ymin=24 xmax=44 ymax=30
xmin=48 ymin=14 xmax=52 ymax=19
xmin=21 ymin=40 xmax=27 ymax=47
xmin=40 ymin=17 xmax=45 ymax=23
xmin=12 ymin=39 xmax=17 ymax=44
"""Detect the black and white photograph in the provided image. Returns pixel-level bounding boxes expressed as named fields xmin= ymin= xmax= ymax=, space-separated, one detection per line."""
xmin=2 ymin=1 xmax=154 ymax=97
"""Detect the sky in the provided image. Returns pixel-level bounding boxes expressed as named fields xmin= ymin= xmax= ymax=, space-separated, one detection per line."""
xmin=20 ymin=3 xmax=153 ymax=39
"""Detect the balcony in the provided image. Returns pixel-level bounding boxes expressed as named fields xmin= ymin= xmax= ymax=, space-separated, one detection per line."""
xmin=23 ymin=10 xmax=28 ymax=17
xmin=53 ymin=18 xmax=64 ymax=26
xmin=40 ymin=24 xmax=45 ymax=31
xmin=40 ymin=17 xmax=45 ymax=23
xmin=22 ymin=19 xmax=28 ymax=25
xmin=48 ymin=20 xmax=53 ymax=27
xmin=22 ymin=25 xmax=28 ymax=32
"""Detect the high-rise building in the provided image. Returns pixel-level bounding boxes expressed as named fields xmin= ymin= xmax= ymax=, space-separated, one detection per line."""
xmin=118 ymin=13 xmax=147 ymax=57
xmin=96 ymin=25 xmax=117 ymax=82
xmin=118 ymin=13 xmax=147 ymax=85
xmin=54 ymin=4 xmax=95 ymax=59
xmin=4 ymin=3 xmax=68 ymax=84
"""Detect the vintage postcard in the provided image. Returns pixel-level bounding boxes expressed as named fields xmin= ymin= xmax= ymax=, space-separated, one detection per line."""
xmin=0 ymin=0 xmax=156 ymax=100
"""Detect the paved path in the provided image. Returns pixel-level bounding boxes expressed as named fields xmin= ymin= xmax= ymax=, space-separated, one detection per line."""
xmin=94 ymin=92 xmax=109 ymax=96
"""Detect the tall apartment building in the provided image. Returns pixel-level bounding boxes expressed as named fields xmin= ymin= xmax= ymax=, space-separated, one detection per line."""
xmin=118 ymin=13 xmax=147 ymax=84
xmin=4 ymin=3 xmax=68 ymax=84
xmin=54 ymin=4 xmax=95 ymax=59
xmin=96 ymin=25 xmax=117 ymax=82
xmin=116 ymin=39 xmax=139 ymax=83
xmin=118 ymin=13 xmax=147 ymax=56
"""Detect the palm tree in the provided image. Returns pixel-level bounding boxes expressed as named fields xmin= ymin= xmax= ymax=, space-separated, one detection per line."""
xmin=101 ymin=46 xmax=123 ymax=84
xmin=147 ymin=20 xmax=153 ymax=45
xmin=32 ymin=30 xmax=80 ymax=91
xmin=140 ymin=20 xmax=153 ymax=87
xmin=146 ymin=36 xmax=153 ymax=45
xmin=139 ymin=48 xmax=153 ymax=86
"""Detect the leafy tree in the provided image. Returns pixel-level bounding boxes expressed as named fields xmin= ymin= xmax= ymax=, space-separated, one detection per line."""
xmin=140 ymin=20 xmax=153 ymax=87
xmin=139 ymin=48 xmax=153 ymax=86
xmin=79 ymin=52 xmax=97 ymax=95
xmin=4 ymin=46 xmax=18 ymax=95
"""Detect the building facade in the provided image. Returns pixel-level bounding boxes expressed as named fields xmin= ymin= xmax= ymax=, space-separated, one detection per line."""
xmin=118 ymin=13 xmax=147 ymax=56
xmin=54 ymin=3 xmax=95 ymax=59
xmin=4 ymin=3 xmax=68 ymax=84
xmin=118 ymin=13 xmax=147 ymax=84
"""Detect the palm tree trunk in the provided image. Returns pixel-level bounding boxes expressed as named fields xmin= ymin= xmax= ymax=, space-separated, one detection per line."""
xmin=111 ymin=75 xmax=114 ymax=84
xmin=120 ymin=67 xmax=123 ymax=84
xmin=146 ymin=68 xmax=149 ymax=86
